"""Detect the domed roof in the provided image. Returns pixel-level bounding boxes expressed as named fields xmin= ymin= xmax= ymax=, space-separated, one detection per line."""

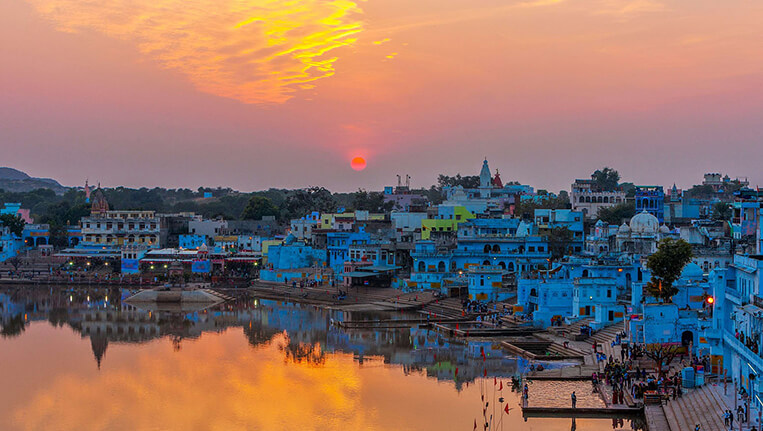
xmin=595 ymin=219 xmax=606 ymax=227
xmin=618 ymin=222 xmax=631 ymax=234
xmin=199 ymin=243 xmax=208 ymax=252
xmin=629 ymin=210 xmax=659 ymax=234
xmin=681 ymin=262 xmax=703 ymax=279
xmin=659 ymin=225 xmax=671 ymax=234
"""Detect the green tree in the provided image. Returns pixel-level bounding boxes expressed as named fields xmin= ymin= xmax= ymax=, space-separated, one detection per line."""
xmin=241 ymin=196 xmax=279 ymax=220
xmin=437 ymin=174 xmax=481 ymax=189
xmin=711 ymin=202 xmax=732 ymax=221
xmin=512 ymin=195 xmax=571 ymax=220
xmin=547 ymin=226 xmax=574 ymax=261
xmin=282 ymin=187 xmax=337 ymax=220
xmin=597 ymin=202 xmax=635 ymax=225
xmin=351 ymin=189 xmax=395 ymax=213
xmin=645 ymin=238 xmax=693 ymax=303
xmin=0 ymin=213 xmax=25 ymax=237
xmin=591 ymin=167 xmax=620 ymax=191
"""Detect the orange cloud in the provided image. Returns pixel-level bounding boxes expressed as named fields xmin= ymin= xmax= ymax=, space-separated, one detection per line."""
xmin=26 ymin=0 xmax=365 ymax=104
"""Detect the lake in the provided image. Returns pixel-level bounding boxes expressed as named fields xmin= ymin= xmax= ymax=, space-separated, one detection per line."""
xmin=0 ymin=287 xmax=639 ymax=430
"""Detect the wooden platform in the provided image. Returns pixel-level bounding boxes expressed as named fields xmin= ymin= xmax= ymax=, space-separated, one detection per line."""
xmin=522 ymin=406 xmax=643 ymax=419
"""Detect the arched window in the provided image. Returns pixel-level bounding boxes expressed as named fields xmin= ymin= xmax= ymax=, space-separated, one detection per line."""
xmin=492 ymin=244 xmax=500 ymax=253
xmin=508 ymin=262 xmax=515 ymax=272
xmin=418 ymin=261 xmax=425 ymax=272
xmin=603 ymin=196 xmax=609 ymax=203
xmin=498 ymin=261 xmax=506 ymax=270
xmin=579 ymin=196 xmax=585 ymax=203
xmin=484 ymin=244 xmax=491 ymax=253
xmin=483 ymin=260 xmax=490 ymax=266
xmin=582 ymin=269 xmax=589 ymax=278
xmin=438 ymin=261 xmax=446 ymax=272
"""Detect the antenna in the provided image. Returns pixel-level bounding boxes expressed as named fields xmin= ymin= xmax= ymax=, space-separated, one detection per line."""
xmin=406 ymin=175 xmax=410 ymax=188
xmin=397 ymin=174 xmax=401 ymax=187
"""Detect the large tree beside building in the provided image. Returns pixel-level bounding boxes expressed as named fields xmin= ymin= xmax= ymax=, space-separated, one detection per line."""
xmin=281 ymin=187 xmax=336 ymax=220
xmin=437 ymin=174 xmax=481 ymax=189
xmin=547 ymin=226 xmax=574 ymax=261
xmin=597 ymin=202 xmax=635 ymax=225
xmin=645 ymin=238 xmax=693 ymax=303
xmin=0 ymin=213 xmax=25 ymax=237
xmin=591 ymin=167 xmax=620 ymax=191
xmin=241 ymin=196 xmax=279 ymax=220
xmin=711 ymin=202 xmax=732 ymax=221
xmin=351 ymin=189 xmax=395 ymax=213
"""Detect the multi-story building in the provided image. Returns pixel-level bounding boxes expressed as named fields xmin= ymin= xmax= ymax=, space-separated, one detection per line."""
xmin=408 ymin=218 xmax=552 ymax=298
xmin=635 ymin=185 xmax=665 ymax=223
xmin=732 ymin=189 xmax=763 ymax=242
xmin=571 ymin=179 xmax=626 ymax=218
xmin=79 ymin=190 xmax=161 ymax=249
xmin=534 ymin=209 xmax=585 ymax=253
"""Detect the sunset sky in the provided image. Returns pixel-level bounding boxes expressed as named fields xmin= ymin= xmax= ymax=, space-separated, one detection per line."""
xmin=1 ymin=0 xmax=762 ymax=192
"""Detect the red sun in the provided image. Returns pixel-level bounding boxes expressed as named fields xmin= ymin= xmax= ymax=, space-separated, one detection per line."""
xmin=351 ymin=156 xmax=367 ymax=171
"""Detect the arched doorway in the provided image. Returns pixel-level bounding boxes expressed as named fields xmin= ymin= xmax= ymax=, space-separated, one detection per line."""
xmin=681 ymin=331 xmax=694 ymax=347
xmin=508 ymin=262 xmax=515 ymax=272
xmin=483 ymin=245 xmax=491 ymax=253
xmin=482 ymin=260 xmax=490 ymax=266
xmin=437 ymin=261 xmax=446 ymax=272
xmin=492 ymin=244 xmax=500 ymax=253
xmin=498 ymin=261 xmax=506 ymax=270
xmin=417 ymin=261 xmax=425 ymax=272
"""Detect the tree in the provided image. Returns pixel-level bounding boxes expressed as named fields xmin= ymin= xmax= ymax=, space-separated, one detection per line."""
xmin=711 ymin=202 xmax=732 ymax=221
xmin=512 ymin=196 xmax=571 ymax=220
xmin=351 ymin=189 xmax=395 ymax=213
xmin=282 ymin=187 xmax=337 ymax=220
xmin=597 ymin=202 xmax=635 ymax=225
xmin=644 ymin=238 xmax=693 ymax=303
xmin=644 ymin=344 xmax=681 ymax=380
xmin=437 ymin=174 xmax=481 ymax=189
xmin=241 ymin=196 xmax=279 ymax=220
xmin=547 ymin=226 xmax=574 ymax=261
xmin=0 ymin=213 xmax=25 ymax=237
xmin=591 ymin=167 xmax=620 ymax=191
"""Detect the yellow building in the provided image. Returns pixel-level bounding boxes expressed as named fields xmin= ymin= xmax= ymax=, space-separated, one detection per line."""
xmin=421 ymin=206 xmax=474 ymax=240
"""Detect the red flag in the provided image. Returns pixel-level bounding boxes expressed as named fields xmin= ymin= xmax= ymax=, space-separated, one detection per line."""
xmin=504 ymin=404 xmax=510 ymax=414
xmin=494 ymin=377 xmax=497 ymax=385
xmin=484 ymin=368 xmax=487 ymax=377
xmin=455 ymin=367 xmax=459 ymax=376
xmin=499 ymin=381 xmax=503 ymax=391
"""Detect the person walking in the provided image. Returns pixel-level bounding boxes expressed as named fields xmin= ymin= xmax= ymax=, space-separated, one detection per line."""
xmin=571 ymin=391 xmax=577 ymax=408
xmin=728 ymin=409 xmax=734 ymax=429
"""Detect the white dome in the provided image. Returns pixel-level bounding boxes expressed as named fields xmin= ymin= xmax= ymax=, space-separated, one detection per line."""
xmin=629 ymin=211 xmax=660 ymax=234
xmin=659 ymin=225 xmax=671 ymax=234
xmin=617 ymin=222 xmax=631 ymax=235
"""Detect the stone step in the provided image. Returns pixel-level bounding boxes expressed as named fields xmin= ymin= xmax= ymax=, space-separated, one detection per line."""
xmin=662 ymin=400 xmax=683 ymax=431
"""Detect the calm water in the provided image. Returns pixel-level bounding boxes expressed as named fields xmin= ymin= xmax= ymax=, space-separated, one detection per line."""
xmin=0 ymin=287 xmax=639 ymax=431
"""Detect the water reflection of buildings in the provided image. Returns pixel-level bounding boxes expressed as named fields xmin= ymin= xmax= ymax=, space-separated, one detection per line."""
xmin=3 ymin=291 xmax=541 ymax=386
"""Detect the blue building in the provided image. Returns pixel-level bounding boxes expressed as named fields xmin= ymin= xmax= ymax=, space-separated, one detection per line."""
xmin=635 ymin=185 xmax=665 ymax=223
xmin=260 ymin=235 xmax=327 ymax=283
xmin=326 ymin=229 xmax=371 ymax=280
xmin=0 ymin=225 xmax=23 ymax=262
xmin=517 ymin=258 xmax=642 ymax=327
xmin=179 ymin=234 xmax=207 ymax=249
xmin=534 ymin=209 xmax=585 ymax=253
xmin=408 ymin=217 xmax=551 ymax=299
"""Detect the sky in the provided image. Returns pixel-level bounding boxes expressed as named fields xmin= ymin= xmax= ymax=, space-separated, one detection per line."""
xmin=1 ymin=0 xmax=762 ymax=192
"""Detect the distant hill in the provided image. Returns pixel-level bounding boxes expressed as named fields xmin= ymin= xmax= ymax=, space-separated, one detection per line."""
xmin=0 ymin=167 xmax=68 ymax=194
